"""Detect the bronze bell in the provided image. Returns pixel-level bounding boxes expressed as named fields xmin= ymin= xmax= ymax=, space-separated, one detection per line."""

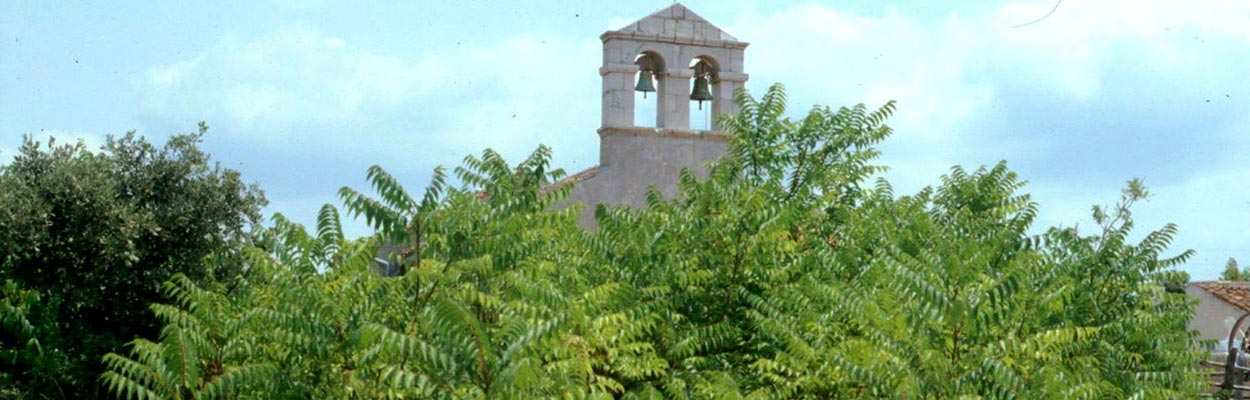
xmin=690 ymin=75 xmax=713 ymax=109
xmin=634 ymin=70 xmax=656 ymax=98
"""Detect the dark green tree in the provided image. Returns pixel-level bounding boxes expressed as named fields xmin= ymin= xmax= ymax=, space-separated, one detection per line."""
xmin=1221 ymin=258 xmax=1243 ymax=281
xmin=0 ymin=123 xmax=265 ymax=398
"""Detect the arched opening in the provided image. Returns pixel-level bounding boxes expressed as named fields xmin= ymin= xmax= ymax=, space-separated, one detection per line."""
xmin=688 ymin=56 xmax=719 ymax=131
xmin=633 ymin=52 xmax=664 ymax=128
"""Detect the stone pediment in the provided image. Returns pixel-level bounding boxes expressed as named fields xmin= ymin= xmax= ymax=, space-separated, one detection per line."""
xmin=601 ymin=3 xmax=745 ymax=48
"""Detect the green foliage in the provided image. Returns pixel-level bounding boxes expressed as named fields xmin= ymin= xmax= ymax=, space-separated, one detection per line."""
xmin=0 ymin=124 xmax=265 ymax=398
xmin=1220 ymin=258 xmax=1247 ymax=281
xmin=1 ymin=280 xmax=73 ymax=399
xmin=103 ymin=85 xmax=1204 ymax=399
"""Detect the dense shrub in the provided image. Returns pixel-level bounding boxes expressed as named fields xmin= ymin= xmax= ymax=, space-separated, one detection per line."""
xmin=0 ymin=124 xmax=265 ymax=398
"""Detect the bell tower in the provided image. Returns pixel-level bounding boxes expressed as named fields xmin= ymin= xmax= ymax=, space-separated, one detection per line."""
xmin=560 ymin=4 xmax=748 ymax=228
xmin=598 ymin=3 xmax=748 ymax=131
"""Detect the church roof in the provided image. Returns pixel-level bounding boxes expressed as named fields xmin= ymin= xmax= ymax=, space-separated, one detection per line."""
xmin=544 ymin=165 xmax=600 ymax=194
xmin=602 ymin=3 xmax=744 ymax=47
xmin=1195 ymin=281 xmax=1250 ymax=311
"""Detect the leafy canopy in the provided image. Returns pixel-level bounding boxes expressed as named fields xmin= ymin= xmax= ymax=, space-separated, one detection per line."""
xmin=103 ymin=85 xmax=1204 ymax=399
xmin=0 ymin=124 xmax=265 ymax=398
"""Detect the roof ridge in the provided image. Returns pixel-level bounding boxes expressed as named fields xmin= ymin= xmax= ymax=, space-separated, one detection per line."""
xmin=544 ymin=165 xmax=601 ymax=193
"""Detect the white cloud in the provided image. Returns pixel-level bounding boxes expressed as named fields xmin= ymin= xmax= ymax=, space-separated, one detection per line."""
xmin=428 ymin=35 xmax=602 ymax=162
xmin=146 ymin=56 xmax=202 ymax=88
xmin=721 ymin=1 xmax=1250 ymax=279
xmin=129 ymin=3 xmax=1250 ymax=278
xmin=227 ymin=84 xmax=290 ymax=124
xmin=141 ymin=27 xmax=447 ymax=135
xmin=726 ymin=0 xmax=1250 ymax=188
xmin=137 ymin=27 xmax=603 ymax=169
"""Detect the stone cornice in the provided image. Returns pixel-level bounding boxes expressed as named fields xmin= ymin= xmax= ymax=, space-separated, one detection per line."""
xmin=714 ymin=72 xmax=748 ymax=83
xmin=600 ymin=31 xmax=750 ymax=50
xmin=600 ymin=64 xmax=641 ymax=76
xmin=598 ymin=126 xmax=732 ymax=141
xmin=665 ymin=70 xmax=694 ymax=79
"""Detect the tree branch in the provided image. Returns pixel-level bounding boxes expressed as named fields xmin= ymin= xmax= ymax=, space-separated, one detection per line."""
xmin=1012 ymin=0 xmax=1062 ymax=29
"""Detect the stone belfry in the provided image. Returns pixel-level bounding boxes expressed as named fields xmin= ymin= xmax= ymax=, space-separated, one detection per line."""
xmin=560 ymin=3 xmax=748 ymax=228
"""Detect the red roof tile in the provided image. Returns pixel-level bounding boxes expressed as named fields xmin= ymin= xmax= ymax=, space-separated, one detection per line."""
xmin=544 ymin=166 xmax=600 ymax=194
xmin=1196 ymin=282 xmax=1250 ymax=311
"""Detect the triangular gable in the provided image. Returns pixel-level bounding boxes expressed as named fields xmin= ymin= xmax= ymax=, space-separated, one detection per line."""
xmin=608 ymin=3 xmax=740 ymax=43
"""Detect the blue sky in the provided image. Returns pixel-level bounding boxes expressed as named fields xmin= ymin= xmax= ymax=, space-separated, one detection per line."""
xmin=2 ymin=1 xmax=1247 ymax=279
